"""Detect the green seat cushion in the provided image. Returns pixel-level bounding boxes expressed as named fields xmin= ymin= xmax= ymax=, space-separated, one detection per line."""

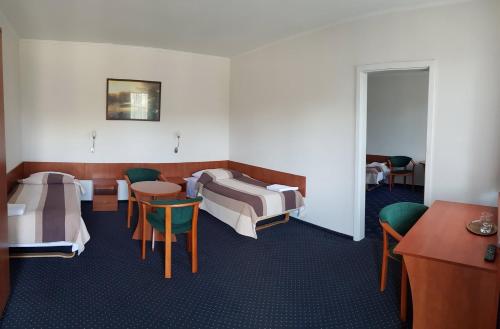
xmin=146 ymin=197 xmax=203 ymax=234
xmin=389 ymin=156 xmax=412 ymax=168
xmin=126 ymin=168 xmax=160 ymax=183
xmin=379 ymin=202 xmax=428 ymax=236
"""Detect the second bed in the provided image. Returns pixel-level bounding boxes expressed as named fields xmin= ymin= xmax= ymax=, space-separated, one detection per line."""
xmin=196 ymin=169 xmax=304 ymax=238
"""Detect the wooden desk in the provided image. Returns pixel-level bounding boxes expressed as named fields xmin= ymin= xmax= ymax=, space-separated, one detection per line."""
xmin=130 ymin=181 xmax=181 ymax=241
xmin=395 ymin=201 xmax=499 ymax=329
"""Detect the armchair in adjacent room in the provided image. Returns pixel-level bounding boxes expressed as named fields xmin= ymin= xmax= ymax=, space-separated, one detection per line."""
xmin=387 ymin=156 xmax=416 ymax=191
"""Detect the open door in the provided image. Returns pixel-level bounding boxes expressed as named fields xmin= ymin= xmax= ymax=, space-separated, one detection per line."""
xmin=0 ymin=28 xmax=10 ymax=314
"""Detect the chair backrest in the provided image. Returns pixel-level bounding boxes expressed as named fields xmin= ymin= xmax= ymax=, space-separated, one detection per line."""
xmin=149 ymin=197 xmax=203 ymax=233
xmin=125 ymin=168 xmax=160 ymax=183
xmin=389 ymin=156 xmax=412 ymax=168
xmin=379 ymin=202 xmax=428 ymax=236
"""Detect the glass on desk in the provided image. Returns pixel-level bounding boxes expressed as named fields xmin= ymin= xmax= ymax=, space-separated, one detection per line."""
xmin=479 ymin=211 xmax=494 ymax=234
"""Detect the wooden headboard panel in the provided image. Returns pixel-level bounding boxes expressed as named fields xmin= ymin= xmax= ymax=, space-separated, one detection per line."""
xmin=23 ymin=162 xmax=86 ymax=178
xmin=23 ymin=161 xmax=230 ymax=180
xmin=11 ymin=160 xmax=306 ymax=197
xmin=6 ymin=162 xmax=24 ymax=194
xmin=366 ymin=154 xmax=390 ymax=164
xmin=228 ymin=161 xmax=306 ymax=196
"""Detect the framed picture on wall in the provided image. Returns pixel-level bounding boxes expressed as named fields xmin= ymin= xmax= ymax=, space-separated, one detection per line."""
xmin=106 ymin=78 xmax=161 ymax=121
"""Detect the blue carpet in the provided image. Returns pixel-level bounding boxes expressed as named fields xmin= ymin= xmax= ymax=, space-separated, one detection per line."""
xmin=365 ymin=184 xmax=424 ymax=240
xmin=0 ymin=202 xmax=408 ymax=328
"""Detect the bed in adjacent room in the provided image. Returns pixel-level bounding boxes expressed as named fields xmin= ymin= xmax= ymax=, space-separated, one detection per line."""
xmin=195 ymin=169 xmax=305 ymax=238
xmin=7 ymin=172 xmax=90 ymax=256
xmin=366 ymin=162 xmax=390 ymax=186
xmin=365 ymin=154 xmax=391 ymax=190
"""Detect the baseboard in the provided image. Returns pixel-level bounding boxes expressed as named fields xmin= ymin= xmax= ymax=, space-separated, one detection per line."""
xmin=290 ymin=217 xmax=352 ymax=240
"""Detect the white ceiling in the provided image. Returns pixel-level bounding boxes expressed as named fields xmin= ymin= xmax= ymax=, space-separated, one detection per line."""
xmin=0 ymin=0 xmax=470 ymax=57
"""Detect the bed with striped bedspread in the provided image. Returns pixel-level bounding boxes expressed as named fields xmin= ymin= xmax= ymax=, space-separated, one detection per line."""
xmin=197 ymin=169 xmax=304 ymax=238
xmin=8 ymin=172 xmax=90 ymax=254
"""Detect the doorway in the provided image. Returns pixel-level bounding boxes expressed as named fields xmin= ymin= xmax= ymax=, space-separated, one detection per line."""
xmin=353 ymin=61 xmax=436 ymax=241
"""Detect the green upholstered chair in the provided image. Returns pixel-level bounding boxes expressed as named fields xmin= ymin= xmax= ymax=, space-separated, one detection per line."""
xmin=388 ymin=156 xmax=416 ymax=192
xmin=379 ymin=202 xmax=428 ymax=321
xmin=139 ymin=197 xmax=202 ymax=278
xmin=124 ymin=168 xmax=164 ymax=228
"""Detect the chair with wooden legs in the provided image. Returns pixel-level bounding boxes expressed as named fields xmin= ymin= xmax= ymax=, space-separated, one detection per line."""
xmin=387 ymin=156 xmax=416 ymax=192
xmin=379 ymin=202 xmax=428 ymax=321
xmin=140 ymin=197 xmax=203 ymax=278
xmin=124 ymin=168 xmax=166 ymax=228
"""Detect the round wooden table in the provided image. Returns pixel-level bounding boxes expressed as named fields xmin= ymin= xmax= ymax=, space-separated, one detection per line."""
xmin=130 ymin=181 xmax=182 ymax=241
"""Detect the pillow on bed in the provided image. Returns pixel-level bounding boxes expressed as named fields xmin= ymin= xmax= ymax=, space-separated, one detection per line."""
xmin=19 ymin=172 xmax=76 ymax=185
xmin=27 ymin=171 xmax=74 ymax=178
xmin=206 ymin=169 xmax=243 ymax=180
xmin=192 ymin=170 xmax=209 ymax=178
xmin=197 ymin=169 xmax=243 ymax=185
xmin=192 ymin=169 xmax=243 ymax=179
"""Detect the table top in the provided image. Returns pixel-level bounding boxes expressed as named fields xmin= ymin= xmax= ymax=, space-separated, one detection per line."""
xmin=130 ymin=181 xmax=181 ymax=196
xmin=394 ymin=200 xmax=498 ymax=272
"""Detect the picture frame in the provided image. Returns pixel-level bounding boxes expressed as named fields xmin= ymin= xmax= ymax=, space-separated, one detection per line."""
xmin=106 ymin=78 xmax=161 ymax=121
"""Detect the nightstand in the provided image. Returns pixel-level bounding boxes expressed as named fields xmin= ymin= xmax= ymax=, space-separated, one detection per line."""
xmin=93 ymin=178 xmax=118 ymax=211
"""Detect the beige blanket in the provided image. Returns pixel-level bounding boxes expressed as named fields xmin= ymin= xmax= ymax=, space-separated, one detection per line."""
xmin=8 ymin=174 xmax=90 ymax=254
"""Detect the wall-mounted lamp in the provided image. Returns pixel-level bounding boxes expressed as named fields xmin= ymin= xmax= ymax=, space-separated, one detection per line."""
xmin=90 ymin=130 xmax=96 ymax=153
xmin=174 ymin=133 xmax=181 ymax=154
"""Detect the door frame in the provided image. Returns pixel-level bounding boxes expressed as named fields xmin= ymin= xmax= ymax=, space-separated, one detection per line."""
xmin=0 ymin=27 xmax=9 ymax=314
xmin=353 ymin=60 xmax=437 ymax=241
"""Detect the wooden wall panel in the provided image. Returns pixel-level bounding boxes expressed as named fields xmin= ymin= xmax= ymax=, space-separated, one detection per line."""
xmin=24 ymin=162 xmax=86 ymax=178
xmin=158 ymin=161 xmax=229 ymax=178
xmin=366 ymin=154 xmax=390 ymax=163
xmin=84 ymin=161 xmax=229 ymax=179
xmin=15 ymin=160 xmax=306 ymax=197
xmin=84 ymin=163 xmax=157 ymax=179
xmin=6 ymin=162 xmax=23 ymax=195
xmin=22 ymin=161 xmax=229 ymax=180
xmin=228 ymin=161 xmax=306 ymax=196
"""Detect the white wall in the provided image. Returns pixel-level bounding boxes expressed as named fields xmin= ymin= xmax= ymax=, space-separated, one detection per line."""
xmin=20 ymin=40 xmax=230 ymax=163
xmin=367 ymin=70 xmax=429 ymax=186
xmin=230 ymin=0 xmax=500 ymax=236
xmin=0 ymin=10 xmax=22 ymax=171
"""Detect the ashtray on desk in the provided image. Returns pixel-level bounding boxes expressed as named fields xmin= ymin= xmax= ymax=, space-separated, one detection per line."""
xmin=466 ymin=220 xmax=497 ymax=236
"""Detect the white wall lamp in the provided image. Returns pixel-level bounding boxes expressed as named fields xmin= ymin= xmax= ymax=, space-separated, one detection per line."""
xmin=90 ymin=130 xmax=96 ymax=153
xmin=174 ymin=132 xmax=181 ymax=154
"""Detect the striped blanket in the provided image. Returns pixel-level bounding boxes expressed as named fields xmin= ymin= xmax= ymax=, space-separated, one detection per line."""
xmin=197 ymin=169 xmax=304 ymax=238
xmin=8 ymin=173 xmax=90 ymax=254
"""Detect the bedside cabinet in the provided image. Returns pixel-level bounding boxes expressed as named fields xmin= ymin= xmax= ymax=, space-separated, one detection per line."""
xmin=93 ymin=178 xmax=118 ymax=211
